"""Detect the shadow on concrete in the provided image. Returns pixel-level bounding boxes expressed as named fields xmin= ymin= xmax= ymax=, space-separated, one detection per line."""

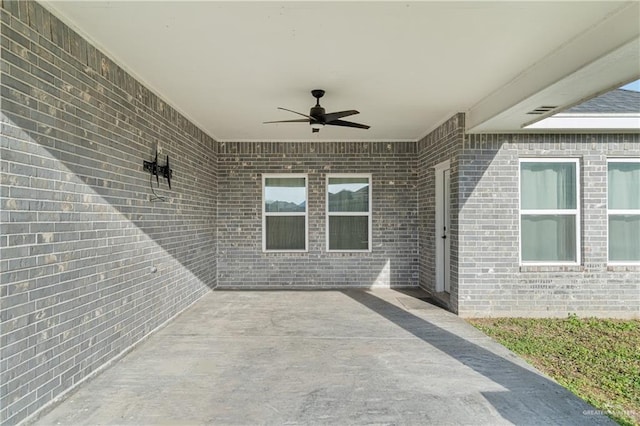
xmin=342 ymin=289 xmax=613 ymax=425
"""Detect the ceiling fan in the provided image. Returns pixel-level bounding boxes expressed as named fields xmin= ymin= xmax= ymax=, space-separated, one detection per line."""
xmin=264 ymin=89 xmax=370 ymax=133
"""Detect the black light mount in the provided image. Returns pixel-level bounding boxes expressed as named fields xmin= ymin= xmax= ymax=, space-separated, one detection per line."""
xmin=143 ymin=149 xmax=173 ymax=189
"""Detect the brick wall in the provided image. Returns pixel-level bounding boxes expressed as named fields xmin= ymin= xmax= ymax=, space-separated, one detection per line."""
xmin=458 ymin=133 xmax=640 ymax=317
xmin=0 ymin=2 xmax=217 ymax=423
xmin=416 ymin=114 xmax=465 ymax=313
xmin=217 ymin=141 xmax=418 ymax=288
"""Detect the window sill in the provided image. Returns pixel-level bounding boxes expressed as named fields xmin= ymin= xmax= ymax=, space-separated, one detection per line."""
xmin=607 ymin=264 xmax=640 ymax=272
xmin=263 ymin=250 xmax=308 ymax=255
xmin=519 ymin=265 xmax=583 ymax=273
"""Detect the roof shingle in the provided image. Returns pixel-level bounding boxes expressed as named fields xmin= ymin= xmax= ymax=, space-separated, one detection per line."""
xmin=565 ymin=89 xmax=640 ymax=114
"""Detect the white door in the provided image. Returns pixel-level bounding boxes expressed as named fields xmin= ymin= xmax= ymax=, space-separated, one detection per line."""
xmin=442 ymin=169 xmax=451 ymax=293
xmin=435 ymin=161 xmax=451 ymax=293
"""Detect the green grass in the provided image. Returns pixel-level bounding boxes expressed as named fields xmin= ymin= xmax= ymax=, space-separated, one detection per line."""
xmin=468 ymin=316 xmax=640 ymax=426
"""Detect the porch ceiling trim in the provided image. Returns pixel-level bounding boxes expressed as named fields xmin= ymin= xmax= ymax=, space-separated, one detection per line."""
xmin=466 ymin=2 xmax=640 ymax=134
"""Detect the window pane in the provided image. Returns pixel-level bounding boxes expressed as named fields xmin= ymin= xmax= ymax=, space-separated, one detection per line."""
xmin=329 ymin=216 xmax=369 ymax=250
xmin=608 ymin=162 xmax=640 ymax=210
xmin=266 ymin=216 xmax=305 ymax=250
xmin=521 ymin=215 xmax=576 ymax=262
xmin=328 ymin=177 xmax=369 ymax=212
xmin=609 ymin=215 xmax=640 ymax=261
xmin=265 ymin=177 xmax=306 ymax=212
xmin=521 ymin=162 xmax=576 ymax=210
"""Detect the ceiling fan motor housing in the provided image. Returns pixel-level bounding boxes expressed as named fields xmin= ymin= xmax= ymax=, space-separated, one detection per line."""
xmin=310 ymin=106 xmax=326 ymax=123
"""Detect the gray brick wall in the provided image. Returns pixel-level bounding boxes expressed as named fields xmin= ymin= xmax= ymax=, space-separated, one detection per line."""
xmin=217 ymin=141 xmax=418 ymax=288
xmin=416 ymin=114 xmax=465 ymax=313
xmin=0 ymin=2 xmax=217 ymax=424
xmin=458 ymin=133 xmax=640 ymax=317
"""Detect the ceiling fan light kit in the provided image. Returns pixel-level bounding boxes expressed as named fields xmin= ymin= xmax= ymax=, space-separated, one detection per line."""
xmin=264 ymin=89 xmax=370 ymax=133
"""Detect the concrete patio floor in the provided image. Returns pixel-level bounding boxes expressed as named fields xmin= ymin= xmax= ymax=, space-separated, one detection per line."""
xmin=35 ymin=289 xmax=613 ymax=425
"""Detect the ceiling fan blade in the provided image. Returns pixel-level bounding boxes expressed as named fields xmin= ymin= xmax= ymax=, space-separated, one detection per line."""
xmin=325 ymin=119 xmax=370 ymax=130
xmin=277 ymin=107 xmax=316 ymax=121
xmin=263 ymin=119 xmax=310 ymax=124
xmin=324 ymin=110 xmax=360 ymax=122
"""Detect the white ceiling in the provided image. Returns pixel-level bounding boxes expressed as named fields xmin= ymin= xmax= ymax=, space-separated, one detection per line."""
xmin=43 ymin=1 xmax=640 ymax=142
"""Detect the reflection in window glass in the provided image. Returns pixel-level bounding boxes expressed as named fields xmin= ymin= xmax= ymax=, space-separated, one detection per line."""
xmin=265 ymin=177 xmax=306 ymax=213
xmin=328 ymin=177 xmax=369 ymax=212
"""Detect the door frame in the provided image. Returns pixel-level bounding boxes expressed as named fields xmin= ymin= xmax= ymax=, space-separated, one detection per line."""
xmin=434 ymin=160 xmax=451 ymax=293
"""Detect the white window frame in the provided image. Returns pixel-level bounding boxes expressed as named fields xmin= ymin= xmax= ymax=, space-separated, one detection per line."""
xmin=607 ymin=158 xmax=640 ymax=265
xmin=519 ymin=158 xmax=581 ymax=266
xmin=262 ymin=174 xmax=308 ymax=253
xmin=326 ymin=174 xmax=372 ymax=253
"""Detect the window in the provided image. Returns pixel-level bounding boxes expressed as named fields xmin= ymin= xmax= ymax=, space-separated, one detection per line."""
xmin=519 ymin=159 xmax=580 ymax=264
xmin=326 ymin=175 xmax=371 ymax=251
xmin=263 ymin=175 xmax=307 ymax=252
xmin=608 ymin=159 xmax=640 ymax=264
